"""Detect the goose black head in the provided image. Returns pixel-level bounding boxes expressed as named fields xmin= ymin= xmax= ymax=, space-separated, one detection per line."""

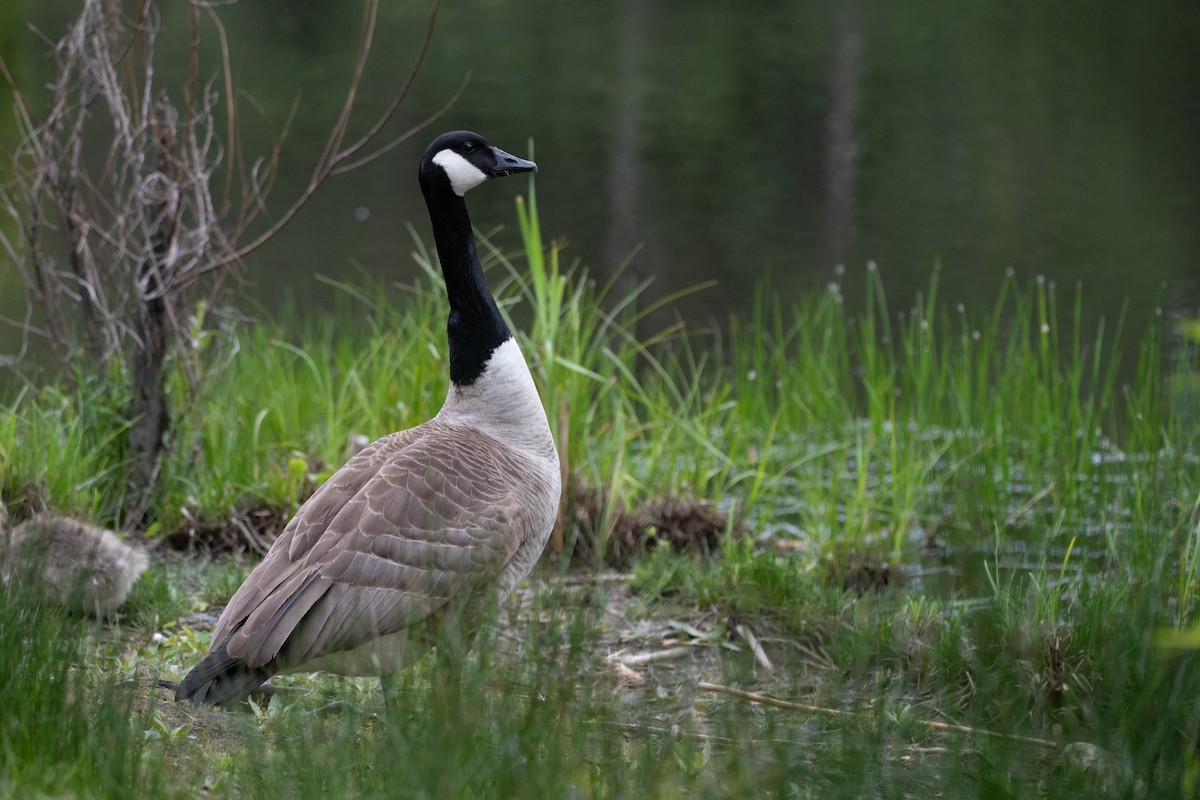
xmin=419 ymin=130 xmax=537 ymax=197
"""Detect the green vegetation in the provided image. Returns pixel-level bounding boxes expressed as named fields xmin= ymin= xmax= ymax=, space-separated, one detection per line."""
xmin=1 ymin=185 xmax=1198 ymax=797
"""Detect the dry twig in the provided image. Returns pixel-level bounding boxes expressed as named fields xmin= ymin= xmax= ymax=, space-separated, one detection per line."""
xmin=733 ymin=623 xmax=775 ymax=672
xmin=611 ymin=646 xmax=694 ymax=667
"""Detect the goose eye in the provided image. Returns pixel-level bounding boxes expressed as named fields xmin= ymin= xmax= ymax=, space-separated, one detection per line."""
xmin=462 ymin=142 xmax=475 ymax=154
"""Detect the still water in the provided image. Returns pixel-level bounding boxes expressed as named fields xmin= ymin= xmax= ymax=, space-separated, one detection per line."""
xmin=2 ymin=0 xmax=1198 ymax=350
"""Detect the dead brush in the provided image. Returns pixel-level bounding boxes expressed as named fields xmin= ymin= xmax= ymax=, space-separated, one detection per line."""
xmin=0 ymin=0 xmax=449 ymax=522
xmin=562 ymin=476 xmax=741 ymax=569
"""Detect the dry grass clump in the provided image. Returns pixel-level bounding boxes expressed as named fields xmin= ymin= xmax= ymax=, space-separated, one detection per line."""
xmin=563 ymin=478 xmax=740 ymax=568
xmin=163 ymin=504 xmax=295 ymax=555
xmin=826 ymin=549 xmax=907 ymax=594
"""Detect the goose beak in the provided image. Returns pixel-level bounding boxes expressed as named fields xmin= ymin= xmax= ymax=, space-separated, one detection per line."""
xmin=489 ymin=146 xmax=537 ymax=177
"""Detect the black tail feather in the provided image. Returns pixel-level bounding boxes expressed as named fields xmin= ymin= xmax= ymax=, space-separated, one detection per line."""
xmin=175 ymin=640 xmax=275 ymax=706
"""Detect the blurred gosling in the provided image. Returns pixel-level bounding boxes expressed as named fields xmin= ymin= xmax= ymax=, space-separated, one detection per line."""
xmin=2 ymin=514 xmax=150 ymax=617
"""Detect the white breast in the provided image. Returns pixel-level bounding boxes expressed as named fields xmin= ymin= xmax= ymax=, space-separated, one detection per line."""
xmin=438 ymin=338 xmax=558 ymax=457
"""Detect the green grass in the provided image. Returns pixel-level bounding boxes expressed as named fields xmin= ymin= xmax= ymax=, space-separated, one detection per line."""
xmin=6 ymin=550 xmax=1194 ymax=797
xmin=0 ymin=579 xmax=164 ymax=797
xmin=1 ymin=182 xmax=1198 ymax=796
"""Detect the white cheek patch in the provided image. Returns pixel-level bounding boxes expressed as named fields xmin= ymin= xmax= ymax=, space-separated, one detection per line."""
xmin=432 ymin=149 xmax=488 ymax=196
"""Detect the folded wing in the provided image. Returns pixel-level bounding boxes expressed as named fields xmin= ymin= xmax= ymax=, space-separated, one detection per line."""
xmin=209 ymin=421 xmax=534 ymax=673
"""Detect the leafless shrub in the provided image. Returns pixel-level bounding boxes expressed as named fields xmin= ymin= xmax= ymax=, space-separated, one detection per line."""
xmin=0 ymin=0 xmax=451 ymax=522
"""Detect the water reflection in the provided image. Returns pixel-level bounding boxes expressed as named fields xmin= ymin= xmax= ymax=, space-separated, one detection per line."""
xmin=2 ymin=0 xmax=1197 ymax=358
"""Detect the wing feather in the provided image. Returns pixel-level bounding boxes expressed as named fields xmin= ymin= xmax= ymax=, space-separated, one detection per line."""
xmin=208 ymin=421 xmax=549 ymax=673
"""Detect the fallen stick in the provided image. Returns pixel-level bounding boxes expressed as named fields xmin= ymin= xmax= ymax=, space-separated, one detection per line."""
xmin=547 ymin=572 xmax=628 ymax=585
xmin=697 ymin=682 xmax=1058 ymax=749
xmin=613 ymin=646 xmax=694 ymax=667
xmin=602 ymin=720 xmax=807 ymax=747
xmin=734 ymin=623 xmax=775 ymax=672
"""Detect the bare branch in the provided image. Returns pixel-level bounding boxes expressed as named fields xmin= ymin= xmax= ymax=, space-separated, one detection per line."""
xmin=335 ymin=0 xmax=443 ymax=163
xmin=200 ymin=3 xmax=237 ymax=215
xmin=315 ymin=0 xmax=380 ymax=176
xmin=331 ymin=72 xmax=466 ymax=176
xmin=205 ymin=0 xmax=450 ymax=269
xmin=1 ymin=0 xmax=445 ymax=519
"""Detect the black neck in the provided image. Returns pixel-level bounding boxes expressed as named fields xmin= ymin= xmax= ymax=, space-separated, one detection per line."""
xmin=421 ymin=183 xmax=511 ymax=386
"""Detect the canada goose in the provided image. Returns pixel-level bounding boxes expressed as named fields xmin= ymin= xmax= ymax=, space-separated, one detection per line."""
xmin=1 ymin=514 xmax=150 ymax=617
xmin=176 ymin=131 xmax=561 ymax=705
